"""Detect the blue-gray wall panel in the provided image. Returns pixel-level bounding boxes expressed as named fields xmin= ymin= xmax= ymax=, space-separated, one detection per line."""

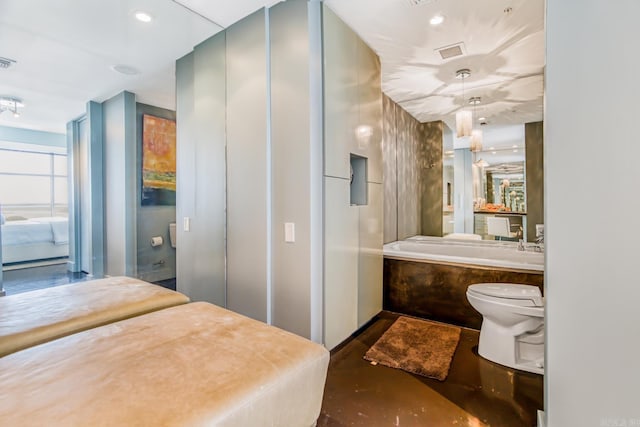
xmin=103 ymin=91 xmax=136 ymax=277
xmin=176 ymin=34 xmax=227 ymax=305
xmin=270 ymin=0 xmax=316 ymax=338
xmin=226 ymin=9 xmax=269 ymax=322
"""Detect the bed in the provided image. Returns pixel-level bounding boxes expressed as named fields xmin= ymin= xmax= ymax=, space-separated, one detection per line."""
xmin=0 ymin=296 xmax=329 ymax=426
xmin=0 ymin=276 xmax=190 ymax=357
xmin=1 ymin=216 xmax=69 ymax=264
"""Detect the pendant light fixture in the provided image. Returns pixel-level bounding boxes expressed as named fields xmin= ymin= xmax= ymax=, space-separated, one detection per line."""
xmin=455 ymin=69 xmax=472 ymax=138
xmin=469 ymin=96 xmax=483 ymax=152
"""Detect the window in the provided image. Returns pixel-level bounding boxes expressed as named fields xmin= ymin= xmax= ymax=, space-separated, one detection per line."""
xmin=0 ymin=145 xmax=67 ymax=219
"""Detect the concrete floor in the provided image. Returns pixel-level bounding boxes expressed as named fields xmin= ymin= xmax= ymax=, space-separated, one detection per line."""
xmin=2 ymin=262 xmax=88 ymax=295
xmin=318 ymin=311 xmax=543 ymax=427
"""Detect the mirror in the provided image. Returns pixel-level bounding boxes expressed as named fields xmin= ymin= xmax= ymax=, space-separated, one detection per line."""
xmin=444 ymin=124 xmax=533 ymax=242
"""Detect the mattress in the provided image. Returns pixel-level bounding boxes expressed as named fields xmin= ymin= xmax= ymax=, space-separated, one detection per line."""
xmin=1 ymin=216 xmax=69 ymax=246
xmin=0 ymin=276 xmax=190 ymax=357
xmin=0 ymin=302 xmax=330 ymax=427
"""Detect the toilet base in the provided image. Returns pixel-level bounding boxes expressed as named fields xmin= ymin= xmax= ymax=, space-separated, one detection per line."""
xmin=478 ymin=318 xmax=544 ymax=375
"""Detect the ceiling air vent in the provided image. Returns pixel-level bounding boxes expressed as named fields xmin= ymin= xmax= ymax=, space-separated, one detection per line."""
xmin=0 ymin=57 xmax=16 ymax=69
xmin=435 ymin=42 xmax=466 ymax=60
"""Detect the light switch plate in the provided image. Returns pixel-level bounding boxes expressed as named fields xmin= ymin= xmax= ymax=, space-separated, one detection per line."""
xmin=183 ymin=217 xmax=191 ymax=232
xmin=284 ymin=222 xmax=295 ymax=243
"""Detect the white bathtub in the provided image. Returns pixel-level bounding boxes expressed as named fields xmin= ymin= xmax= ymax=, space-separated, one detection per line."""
xmin=384 ymin=236 xmax=544 ymax=272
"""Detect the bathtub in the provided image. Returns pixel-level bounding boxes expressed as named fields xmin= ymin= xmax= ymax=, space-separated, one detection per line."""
xmin=383 ymin=236 xmax=544 ymax=329
xmin=384 ymin=236 xmax=544 ymax=272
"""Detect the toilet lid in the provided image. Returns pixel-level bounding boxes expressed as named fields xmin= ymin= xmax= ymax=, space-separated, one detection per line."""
xmin=468 ymin=283 xmax=543 ymax=306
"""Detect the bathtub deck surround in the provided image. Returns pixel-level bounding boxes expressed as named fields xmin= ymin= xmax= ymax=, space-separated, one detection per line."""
xmin=391 ymin=236 xmax=544 ymax=271
xmin=383 ymin=237 xmax=543 ymax=330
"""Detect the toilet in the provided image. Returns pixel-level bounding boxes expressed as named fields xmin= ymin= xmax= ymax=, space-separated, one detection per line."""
xmin=466 ymin=283 xmax=544 ymax=375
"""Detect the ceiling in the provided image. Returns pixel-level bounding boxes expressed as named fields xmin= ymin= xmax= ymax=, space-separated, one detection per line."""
xmin=324 ymin=0 xmax=544 ymax=150
xmin=0 ymin=0 xmax=544 ymax=152
xmin=0 ymin=0 xmax=279 ymax=133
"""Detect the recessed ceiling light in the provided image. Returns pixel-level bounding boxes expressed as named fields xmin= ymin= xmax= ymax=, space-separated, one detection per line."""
xmin=135 ymin=11 xmax=153 ymax=23
xmin=111 ymin=64 xmax=140 ymax=75
xmin=492 ymin=151 xmax=497 ymax=155
xmin=478 ymin=117 xmax=486 ymax=121
xmin=489 ymin=146 xmax=495 ymax=150
xmin=430 ymin=15 xmax=444 ymax=26
xmin=513 ymin=149 xmax=518 ymax=153
xmin=512 ymin=145 xmax=518 ymax=148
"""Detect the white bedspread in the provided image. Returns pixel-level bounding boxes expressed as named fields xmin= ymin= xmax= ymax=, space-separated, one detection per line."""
xmin=1 ymin=217 xmax=69 ymax=246
xmin=49 ymin=220 xmax=69 ymax=245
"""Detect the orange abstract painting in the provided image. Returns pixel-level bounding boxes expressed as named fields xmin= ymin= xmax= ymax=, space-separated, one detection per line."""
xmin=142 ymin=114 xmax=176 ymax=205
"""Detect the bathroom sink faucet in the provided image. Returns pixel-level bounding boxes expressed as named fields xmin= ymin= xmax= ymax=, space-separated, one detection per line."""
xmin=517 ymin=238 xmax=544 ymax=253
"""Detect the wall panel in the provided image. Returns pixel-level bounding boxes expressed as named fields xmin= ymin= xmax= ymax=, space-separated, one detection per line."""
xmin=324 ymin=177 xmax=359 ymax=349
xmin=175 ymin=33 xmax=227 ymax=305
xmin=270 ymin=0 xmax=316 ymax=338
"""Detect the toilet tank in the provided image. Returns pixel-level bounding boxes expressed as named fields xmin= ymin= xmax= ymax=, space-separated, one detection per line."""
xmin=169 ymin=222 xmax=177 ymax=248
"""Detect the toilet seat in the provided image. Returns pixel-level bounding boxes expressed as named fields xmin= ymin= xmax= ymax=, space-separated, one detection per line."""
xmin=467 ymin=291 xmax=544 ymax=317
xmin=468 ymin=283 xmax=543 ymax=307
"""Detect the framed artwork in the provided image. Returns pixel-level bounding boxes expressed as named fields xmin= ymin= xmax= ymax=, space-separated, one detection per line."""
xmin=141 ymin=114 xmax=176 ymax=206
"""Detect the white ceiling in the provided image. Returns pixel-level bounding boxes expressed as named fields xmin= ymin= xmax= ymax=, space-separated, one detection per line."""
xmin=324 ymin=0 xmax=544 ymax=126
xmin=324 ymin=0 xmax=544 ymax=151
xmin=0 ymin=0 xmax=544 ymax=150
xmin=0 ymin=0 xmax=246 ymax=133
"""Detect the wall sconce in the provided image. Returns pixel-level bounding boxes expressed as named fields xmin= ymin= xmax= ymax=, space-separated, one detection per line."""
xmin=455 ymin=69 xmax=472 ymax=138
xmin=0 ymin=96 xmax=24 ymax=118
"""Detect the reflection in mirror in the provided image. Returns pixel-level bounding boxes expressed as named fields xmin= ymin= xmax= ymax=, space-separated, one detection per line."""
xmin=472 ymin=146 xmax=526 ymax=241
xmin=442 ymin=137 xmax=454 ymax=236
xmin=442 ymin=123 xmax=543 ymax=243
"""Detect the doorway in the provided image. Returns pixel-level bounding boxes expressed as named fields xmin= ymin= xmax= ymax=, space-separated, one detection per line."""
xmin=0 ymin=134 xmax=86 ymax=295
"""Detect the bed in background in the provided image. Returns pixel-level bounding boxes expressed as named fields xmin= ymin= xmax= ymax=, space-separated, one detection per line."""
xmin=1 ymin=216 xmax=69 ymax=265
